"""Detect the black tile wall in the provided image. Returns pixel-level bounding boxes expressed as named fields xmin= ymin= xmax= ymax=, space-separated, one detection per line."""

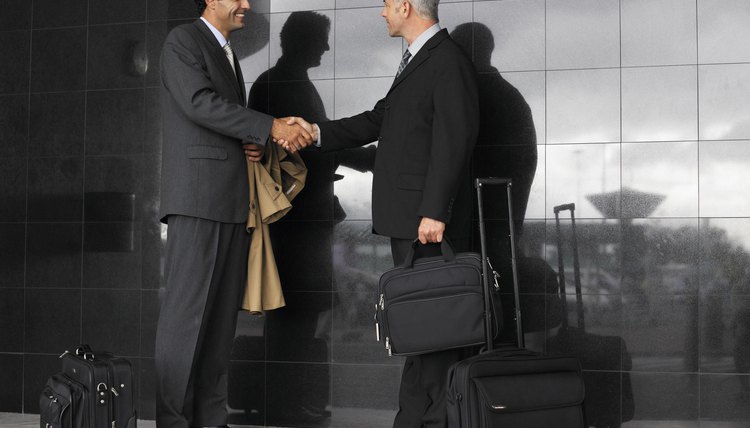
xmin=0 ymin=94 xmax=29 ymax=158
xmin=26 ymin=156 xmax=84 ymax=222
xmin=0 ymin=2 xmax=31 ymax=31
xmin=0 ymin=354 xmax=23 ymax=413
xmin=227 ymin=361 xmax=265 ymax=426
xmin=3 ymin=0 xmax=750 ymax=425
xmin=0 ymin=224 xmax=25 ymax=288
xmin=29 ymin=92 xmax=86 ymax=157
xmin=90 ymin=0 xmax=147 ymax=25
xmin=32 ymin=0 xmax=88 ymax=29
xmin=24 ymin=289 xmax=81 ymax=354
xmin=86 ymin=24 xmax=147 ymax=90
xmin=23 ymin=354 xmax=62 ymax=414
xmin=0 ymin=158 xmax=27 ymax=222
xmin=25 ymin=222 xmax=82 ymax=289
xmin=266 ymin=362 xmax=331 ymax=427
xmin=30 ymin=27 xmax=87 ymax=93
xmin=147 ymin=0 xmax=199 ymax=22
xmin=0 ymin=288 xmax=24 ymax=352
xmin=266 ymin=291 xmax=332 ymax=362
xmin=81 ymin=289 xmax=141 ymax=356
xmin=85 ymin=89 xmax=146 ymax=155
xmin=140 ymin=290 xmax=159 ymax=358
xmin=0 ymin=31 xmax=31 ymax=94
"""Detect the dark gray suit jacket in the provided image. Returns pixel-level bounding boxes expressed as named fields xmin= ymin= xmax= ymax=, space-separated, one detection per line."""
xmin=159 ymin=19 xmax=274 ymax=224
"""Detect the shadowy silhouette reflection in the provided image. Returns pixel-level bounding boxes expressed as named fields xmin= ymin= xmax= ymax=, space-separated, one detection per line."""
xmin=451 ymin=23 xmax=537 ymax=238
xmin=451 ymin=23 xmax=558 ymax=341
xmin=243 ymin=12 xmax=374 ymax=427
xmin=453 ymin=22 xmax=635 ymax=428
xmin=234 ymin=12 xmax=335 ymax=427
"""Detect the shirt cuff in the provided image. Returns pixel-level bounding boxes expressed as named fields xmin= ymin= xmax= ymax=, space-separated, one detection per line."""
xmin=314 ymin=123 xmax=322 ymax=148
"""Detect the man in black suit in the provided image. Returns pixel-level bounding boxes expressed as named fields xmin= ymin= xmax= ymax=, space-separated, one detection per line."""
xmin=155 ymin=0 xmax=312 ymax=427
xmin=272 ymin=1 xmax=479 ymax=426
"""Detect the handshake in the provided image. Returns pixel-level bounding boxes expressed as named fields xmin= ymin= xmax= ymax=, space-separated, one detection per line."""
xmin=244 ymin=116 xmax=317 ymax=162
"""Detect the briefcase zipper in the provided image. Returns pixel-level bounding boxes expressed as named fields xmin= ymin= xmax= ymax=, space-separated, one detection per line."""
xmin=385 ymin=337 xmax=392 ymax=356
xmin=375 ymin=294 xmax=384 ymax=342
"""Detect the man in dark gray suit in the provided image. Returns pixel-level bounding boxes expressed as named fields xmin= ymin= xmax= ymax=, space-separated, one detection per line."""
xmin=155 ymin=0 xmax=311 ymax=427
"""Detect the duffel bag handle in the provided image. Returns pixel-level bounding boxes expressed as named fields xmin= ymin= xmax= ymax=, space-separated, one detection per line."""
xmin=403 ymin=237 xmax=456 ymax=268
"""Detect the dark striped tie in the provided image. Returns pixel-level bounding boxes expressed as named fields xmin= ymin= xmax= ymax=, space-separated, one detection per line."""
xmin=396 ymin=49 xmax=412 ymax=77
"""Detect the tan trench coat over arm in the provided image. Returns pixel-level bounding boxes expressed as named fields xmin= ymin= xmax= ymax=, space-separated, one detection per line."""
xmin=242 ymin=144 xmax=307 ymax=313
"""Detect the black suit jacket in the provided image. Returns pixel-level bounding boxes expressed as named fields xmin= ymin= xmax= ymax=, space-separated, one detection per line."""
xmin=159 ymin=20 xmax=274 ymax=224
xmin=318 ymin=29 xmax=479 ymax=239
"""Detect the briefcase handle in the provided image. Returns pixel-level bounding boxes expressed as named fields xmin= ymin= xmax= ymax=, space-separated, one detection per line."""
xmin=402 ymin=237 xmax=456 ymax=268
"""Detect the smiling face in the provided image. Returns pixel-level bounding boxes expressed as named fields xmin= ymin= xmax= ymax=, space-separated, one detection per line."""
xmin=381 ymin=0 xmax=406 ymax=37
xmin=205 ymin=0 xmax=250 ymax=38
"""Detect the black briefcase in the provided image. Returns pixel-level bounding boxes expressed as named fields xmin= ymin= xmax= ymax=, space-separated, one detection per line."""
xmin=374 ymin=239 xmax=487 ymax=356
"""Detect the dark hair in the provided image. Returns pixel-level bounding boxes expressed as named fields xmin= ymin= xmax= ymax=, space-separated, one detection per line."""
xmin=279 ymin=11 xmax=331 ymax=54
xmin=194 ymin=0 xmax=207 ymax=14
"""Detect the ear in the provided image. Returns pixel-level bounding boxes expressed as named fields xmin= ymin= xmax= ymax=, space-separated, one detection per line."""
xmin=401 ymin=0 xmax=411 ymax=17
xmin=205 ymin=0 xmax=217 ymax=10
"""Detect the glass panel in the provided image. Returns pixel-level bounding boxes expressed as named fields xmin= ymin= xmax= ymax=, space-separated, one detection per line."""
xmin=621 ymin=142 xmax=699 ymax=218
xmin=628 ymin=373 xmax=700 ymax=423
xmin=622 ymin=66 xmax=698 ymax=142
xmin=333 ymin=76 xmax=392 ymax=119
xmin=547 ymin=69 xmax=620 ymax=144
xmin=699 ymin=64 xmax=750 ymax=141
xmin=473 ymin=0 xmax=545 ymax=72
xmin=624 ymin=296 xmax=701 ymax=372
xmin=436 ymin=2 xmax=473 ymax=36
xmin=335 ymin=7 xmax=402 ymax=78
xmin=699 ymin=141 xmax=750 ymax=217
xmin=270 ymin=0 xmax=335 ymax=13
xmin=698 ymin=0 xmax=750 ymax=64
xmin=546 ymin=0 xmax=620 ymax=69
xmin=269 ymin=10 xmax=334 ymax=81
xmin=546 ymin=144 xmax=621 ymax=219
xmin=621 ymin=0 xmax=697 ymax=67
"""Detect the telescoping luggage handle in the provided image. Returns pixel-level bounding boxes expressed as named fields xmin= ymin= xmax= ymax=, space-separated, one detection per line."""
xmin=475 ymin=177 xmax=524 ymax=351
xmin=553 ymin=203 xmax=585 ymax=330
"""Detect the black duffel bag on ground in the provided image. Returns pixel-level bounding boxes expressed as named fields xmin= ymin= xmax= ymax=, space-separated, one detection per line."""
xmin=374 ymin=239 xmax=489 ymax=356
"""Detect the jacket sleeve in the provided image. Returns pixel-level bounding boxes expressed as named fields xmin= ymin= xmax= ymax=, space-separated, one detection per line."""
xmin=317 ymin=98 xmax=386 ymax=152
xmin=417 ymin=55 xmax=479 ymax=223
xmin=161 ymin=26 xmax=273 ymax=145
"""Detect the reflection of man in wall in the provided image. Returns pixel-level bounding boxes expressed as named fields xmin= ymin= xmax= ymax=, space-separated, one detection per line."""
xmin=451 ymin=23 xmax=557 ymax=340
xmin=451 ymin=23 xmax=537 ymax=239
xmin=154 ymin=0 xmax=311 ymax=427
xmin=266 ymin=1 xmax=480 ymax=426
xmin=248 ymin=11 xmax=335 ymax=425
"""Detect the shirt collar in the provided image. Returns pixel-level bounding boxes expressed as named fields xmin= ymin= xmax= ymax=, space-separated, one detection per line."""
xmin=406 ymin=23 xmax=441 ymax=59
xmin=200 ymin=16 xmax=230 ymax=47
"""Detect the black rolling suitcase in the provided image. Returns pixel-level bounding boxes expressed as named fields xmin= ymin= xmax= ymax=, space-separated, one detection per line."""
xmin=41 ymin=344 xmax=137 ymax=428
xmin=547 ymin=203 xmax=634 ymax=428
xmin=446 ymin=178 xmax=586 ymax=428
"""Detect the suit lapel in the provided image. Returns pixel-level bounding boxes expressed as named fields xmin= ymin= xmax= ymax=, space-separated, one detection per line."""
xmin=234 ymin=54 xmax=246 ymax=103
xmin=388 ymin=29 xmax=449 ymax=94
xmin=193 ymin=20 xmax=244 ymax=102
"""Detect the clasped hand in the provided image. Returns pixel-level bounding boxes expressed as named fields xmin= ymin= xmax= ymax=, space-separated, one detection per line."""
xmin=272 ymin=116 xmax=317 ymax=153
xmin=244 ymin=116 xmax=316 ymax=162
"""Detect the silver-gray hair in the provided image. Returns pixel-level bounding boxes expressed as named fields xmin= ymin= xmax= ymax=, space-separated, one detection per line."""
xmin=397 ymin=0 xmax=439 ymax=21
